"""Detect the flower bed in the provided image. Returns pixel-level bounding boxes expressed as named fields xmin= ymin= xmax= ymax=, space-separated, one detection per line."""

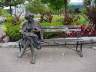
xmin=66 ymin=25 xmax=96 ymax=37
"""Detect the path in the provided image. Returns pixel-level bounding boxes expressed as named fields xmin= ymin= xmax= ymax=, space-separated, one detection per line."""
xmin=0 ymin=47 xmax=96 ymax=72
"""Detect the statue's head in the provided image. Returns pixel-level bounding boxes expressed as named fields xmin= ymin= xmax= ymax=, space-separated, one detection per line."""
xmin=25 ymin=13 xmax=34 ymax=23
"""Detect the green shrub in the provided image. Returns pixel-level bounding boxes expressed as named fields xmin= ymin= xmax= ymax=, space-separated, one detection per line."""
xmin=72 ymin=14 xmax=89 ymax=25
xmin=4 ymin=22 xmax=21 ymax=41
xmin=40 ymin=22 xmax=63 ymax=27
xmin=64 ymin=17 xmax=73 ymax=25
xmin=6 ymin=16 xmax=14 ymax=23
xmin=0 ymin=8 xmax=11 ymax=16
xmin=0 ymin=8 xmax=2 ymax=16
xmin=52 ymin=15 xmax=64 ymax=22
xmin=79 ymin=15 xmax=89 ymax=24
xmin=3 ymin=16 xmax=21 ymax=41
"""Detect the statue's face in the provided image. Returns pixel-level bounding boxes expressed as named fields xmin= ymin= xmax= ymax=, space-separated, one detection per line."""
xmin=28 ymin=15 xmax=34 ymax=23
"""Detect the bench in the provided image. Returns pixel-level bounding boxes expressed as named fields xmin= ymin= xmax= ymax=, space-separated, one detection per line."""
xmin=40 ymin=26 xmax=83 ymax=57
xmin=19 ymin=26 xmax=96 ymax=64
xmin=40 ymin=26 xmax=81 ymax=43
xmin=40 ymin=26 xmax=96 ymax=57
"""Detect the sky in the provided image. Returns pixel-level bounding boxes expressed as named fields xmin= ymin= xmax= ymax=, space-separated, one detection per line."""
xmin=69 ymin=0 xmax=84 ymax=4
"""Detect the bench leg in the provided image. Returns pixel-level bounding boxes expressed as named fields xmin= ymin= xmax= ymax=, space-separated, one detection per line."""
xmin=76 ymin=42 xmax=79 ymax=51
xmin=30 ymin=46 xmax=36 ymax=64
xmin=65 ymin=42 xmax=67 ymax=47
xmin=80 ymin=43 xmax=83 ymax=57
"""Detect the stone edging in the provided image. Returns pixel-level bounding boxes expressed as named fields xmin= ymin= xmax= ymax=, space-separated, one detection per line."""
xmin=0 ymin=42 xmax=18 ymax=48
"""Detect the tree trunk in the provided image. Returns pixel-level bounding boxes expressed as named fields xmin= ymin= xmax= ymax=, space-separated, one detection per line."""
xmin=9 ymin=5 xmax=12 ymax=15
xmin=64 ymin=0 xmax=68 ymax=25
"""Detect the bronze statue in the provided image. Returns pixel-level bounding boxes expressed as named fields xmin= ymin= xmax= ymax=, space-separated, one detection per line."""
xmin=19 ymin=14 xmax=41 ymax=64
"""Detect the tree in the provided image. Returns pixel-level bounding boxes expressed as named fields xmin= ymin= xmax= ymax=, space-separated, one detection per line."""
xmin=0 ymin=0 xmax=5 ymax=7
xmin=26 ymin=0 xmax=53 ymax=22
xmin=0 ymin=0 xmax=25 ymax=15
xmin=84 ymin=0 xmax=92 ymax=7
xmin=63 ymin=0 xmax=69 ymax=24
xmin=85 ymin=0 xmax=96 ymax=29
xmin=41 ymin=0 xmax=65 ymax=13
xmin=41 ymin=0 xmax=70 ymax=24
xmin=26 ymin=0 xmax=49 ymax=14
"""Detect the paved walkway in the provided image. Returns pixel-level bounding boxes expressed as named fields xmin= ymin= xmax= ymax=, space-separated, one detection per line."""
xmin=0 ymin=47 xmax=96 ymax=72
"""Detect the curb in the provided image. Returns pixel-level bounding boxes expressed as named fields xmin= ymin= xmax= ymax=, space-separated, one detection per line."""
xmin=0 ymin=42 xmax=19 ymax=48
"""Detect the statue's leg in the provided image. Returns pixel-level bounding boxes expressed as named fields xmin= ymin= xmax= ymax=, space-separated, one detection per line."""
xmin=30 ymin=43 xmax=36 ymax=64
xmin=19 ymin=40 xmax=27 ymax=58
xmin=27 ymin=37 xmax=36 ymax=64
xmin=18 ymin=39 xmax=24 ymax=52
xmin=18 ymin=40 xmax=22 ymax=52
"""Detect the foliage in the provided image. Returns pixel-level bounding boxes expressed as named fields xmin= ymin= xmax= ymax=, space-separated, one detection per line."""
xmin=67 ymin=25 xmax=96 ymax=37
xmin=84 ymin=0 xmax=92 ymax=6
xmin=0 ymin=0 xmax=25 ymax=14
xmin=52 ymin=15 xmax=64 ymax=22
xmin=72 ymin=14 xmax=89 ymax=25
xmin=40 ymin=15 xmax=88 ymax=27
xmin=41 ymin=0 xmax=65 ymax=11
xmin=26 ymin=0 xmax=49 ymax=14
xmin=81 ymin=8 xmax=87 ymax=14
xmin=3 ymin=16 xmax=21 ymax=41
xmin=87 ymin=7 xmax=96 ymax=29
xmin=0 ymin=8 xmax=3 ymax=15
xmin=0 ymin=8 xmax=11 ymax=16
xmin=40 ymin=22 xmax=63 ymax=27
xmin=64 ymin=16 xmax=73 ymax=25
xmin=0 ymin=0 xmax=24 ymax=6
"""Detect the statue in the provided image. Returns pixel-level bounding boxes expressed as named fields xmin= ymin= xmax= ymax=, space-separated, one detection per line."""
xmin=21 ymin=14 xmax=41 ymax=49
xmin=19 ymin=14 xmax=41 ymax=64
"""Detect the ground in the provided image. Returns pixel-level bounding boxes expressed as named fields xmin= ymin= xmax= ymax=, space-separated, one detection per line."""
xmin=0 ymin=46 xmax=96 ymax=72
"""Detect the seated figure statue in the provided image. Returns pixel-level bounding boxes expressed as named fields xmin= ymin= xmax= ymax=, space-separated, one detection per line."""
xmin=20 ymin=14 xmax=41 ymax=49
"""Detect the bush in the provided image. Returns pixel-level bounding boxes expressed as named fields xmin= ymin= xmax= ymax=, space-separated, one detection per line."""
xmin=0 ymin=8 xmax=11 ymax=17
xmin=40 ymin=22 xmax=63 ymax=27
xmin=64 ymin=17 xmax=73 ymax=25
xmin=3 ymin=16 xmax=21 ymax=41
xmin=52 ymin=15 xmax=64 ymax=22
xmin=0 ymin=8 xmax=2 ymax=16
xmin=40 ymin=15 xmax=64 ymax=39
xmin=72 ymin=14 xmax=89 ymax=25
xmin=4 ymin=23 xmax=21 ymax=41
